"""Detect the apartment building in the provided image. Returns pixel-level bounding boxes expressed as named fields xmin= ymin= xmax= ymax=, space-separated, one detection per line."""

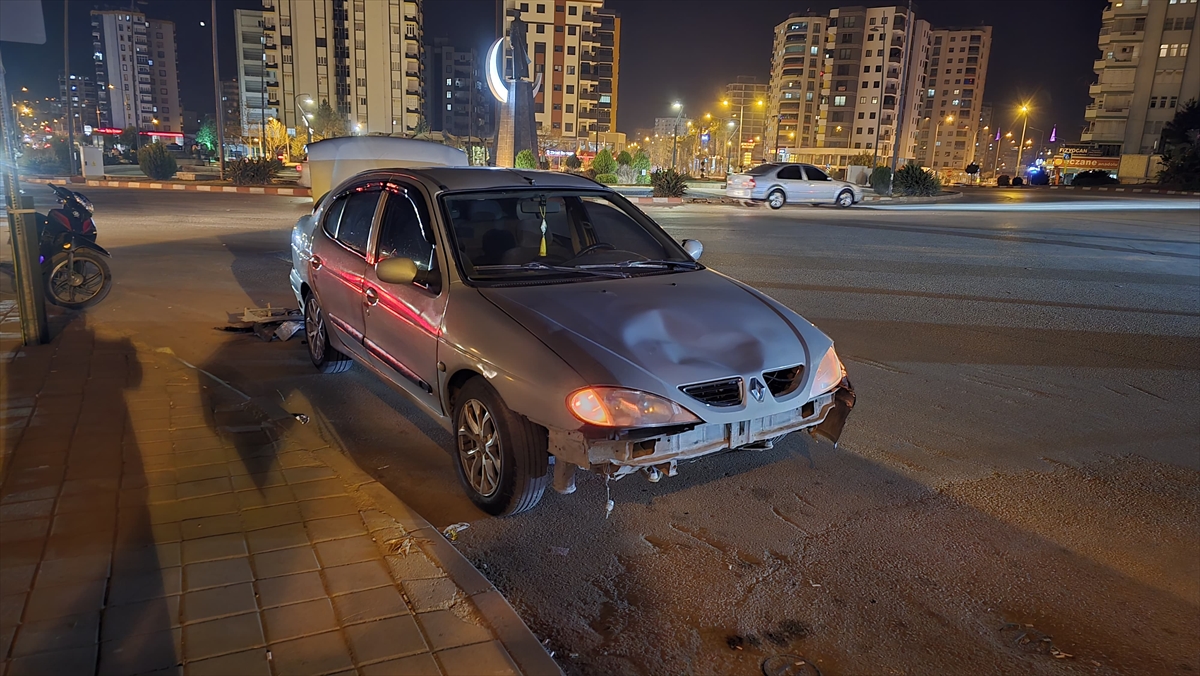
xmin=766 ymin=14 xmax=826 ymax=157
xmin=58 ymin=75 xmax=99 ymax=135
xmin=917 ymin=27 xmax=993 ymax=180
xmin=817 ymin=6 xmax=931 ymax=164
xmin=262 ymin=0 xmax=426 ymax=137
xmin=221 ymin=80 xmax=242 ymax=138
xmin=503 ymin=0 xmax=620 ymax=149
xmin=725 ymin=76 xmax=769 ymax=164
xmin=1082 ymin=0 xmax=1199 ymax=155
xmin=426 ymin=38 xmax=491 ymax=140
xmin=235 ymin=8 xmax=277 ymax=139
xmin=91 ymin=10 xmax=182 ymax=132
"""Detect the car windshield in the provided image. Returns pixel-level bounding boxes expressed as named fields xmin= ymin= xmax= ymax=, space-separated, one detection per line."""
xmin=442 ymin=190 xmax=698 ymax=283
xmin=746 ymin=163 xmax=780 ymax=176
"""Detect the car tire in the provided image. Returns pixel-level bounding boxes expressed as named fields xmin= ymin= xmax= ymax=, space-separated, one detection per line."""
xmin=303 ymin=292 xmax=353 ymax=374
xmin=767 ymin=189 xmax=786 ymax=209
xmin=453 ymin=377 xmax=550 ymax=516
xmin=836 ymin=189 xmax=855 ymax=208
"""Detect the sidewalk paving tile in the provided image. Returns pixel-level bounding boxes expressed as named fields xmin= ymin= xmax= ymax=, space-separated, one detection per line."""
xmin=360 ymin=653 xmax=442 ymax=676
xmin=323 ymin=560 xmax=393 ymax=596
xmin=261 ymin=598 xmax=338 ymax=642
xmin=9 ymin=611 xmax=99 ymax=656
xmin=314 ymin=535 xmax=379 ymax=568
xmin=180 ymin=533 xmax=247 ymax=564
xmin=252 ymin=546 xmax=320 ymax=579
xmin=402 ymin=577 xmax=462 ymax=614
xmin=183 ymin=648 xmax=270 ymax=676
xmin=96 ymin=626 xmax=181 ymax=675
xmin=298 ymin=495 xmax=358 ymax=520
xmin=183 ymin=557 xmax=253 ymax=591
xmin=435 ymin=640 xmax=521 ymax=676
xmin=245 ymin=522 xmax=308 ymax=554
xmin=306 ymin=514 xmax=369 ymax=543
xmin=5 ymin=644 xmax=97 ymax=676
xmin=267 ymin=629 xmax=354 ymax=675
xmin=344 ymin=614 xmax=428 ymax=665
xmin=241 ymin=502 xmax=303 ymax=531
xmin=416 ymin=609 xmax=494 ymax=651
xmin=255 ymin=571 xmax=326 ymax=609
xmin=182 ymin=611 xmax=264 ymax=662
xmin=331 ymin=585 xmax=409 ymax=625
xmin=182 ymin=582 xmax=257 ymax=623
xmin=100 ymin=596 xmax=181 ymax=641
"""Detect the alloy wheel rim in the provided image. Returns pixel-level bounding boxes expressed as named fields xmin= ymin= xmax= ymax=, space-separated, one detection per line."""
xmin=49 ymin=258 xmax=104 ymax=304
xmin=839 ymin=192 xmax=852 ymax=206
xmin=457 ymin=398 xmax=501 ymax=497
xmin=306 ymin=298 xmax=325 ymax=362
xmin=770 ymin=193 xmax=783 ymax=207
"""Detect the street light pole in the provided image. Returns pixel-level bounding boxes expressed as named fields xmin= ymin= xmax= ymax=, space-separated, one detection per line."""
xmin=670 ymin=101 xmax=682 ymax=171
xmin=64 ymin=0 xmax=75 ymax=176
xmin=211 ymin=0 xmax=226 ymax=179
xmin=1015 ymin=104 xmax=1030 ymax=179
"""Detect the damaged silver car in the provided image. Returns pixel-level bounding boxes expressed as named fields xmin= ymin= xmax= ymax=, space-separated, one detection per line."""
xmin=291 ymin=168 xmax=854 ymax=515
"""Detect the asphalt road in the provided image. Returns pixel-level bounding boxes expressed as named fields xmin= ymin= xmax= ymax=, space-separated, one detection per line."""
xmin=5 ymin=185 xmax=1198 ymax=675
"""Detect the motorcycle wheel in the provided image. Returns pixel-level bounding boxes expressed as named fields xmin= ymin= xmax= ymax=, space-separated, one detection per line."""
xmin=45 ymin=250 xmax=112 ymax=309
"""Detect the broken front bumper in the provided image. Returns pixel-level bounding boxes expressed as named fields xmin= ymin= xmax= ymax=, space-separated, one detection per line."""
xmin=548 ymin=378 xmax=856 ymax=475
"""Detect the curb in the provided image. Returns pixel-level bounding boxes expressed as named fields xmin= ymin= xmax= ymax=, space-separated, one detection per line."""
xmin=861 ymin=190 xmax=963 ymax=203
xmin=20 ymin=176 xmax=310 ymax=196
xmin=239 ymin=385 xmax=563 ymax=676
xmin=627 ymin=196 xmax=683 ymax=204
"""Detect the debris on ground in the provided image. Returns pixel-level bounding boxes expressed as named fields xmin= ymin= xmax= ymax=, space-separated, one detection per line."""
xmin=384 ymin=535 xmax=416 ymax=555
xmin=761 ymin=654 xmax=821 ymax=676
xmin=1000 ymin=622 xmax=1072 ymax=658
xmin=220 ymin=306 xmax=305 ymax=342
xmin=548 ymin=546 xmax=570 ymax=556
xmin=291 ymin=413 xmax=310 ymax=424
xmin=442 ymin=522 xmax=470 ymax=542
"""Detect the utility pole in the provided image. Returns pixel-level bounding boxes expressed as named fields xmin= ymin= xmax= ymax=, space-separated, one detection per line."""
xmin=211 ymin=0 xmax=226 ymax=179
xmin=1015 ymin=105 xmax=1030 ymax=178
xmin=887 ymin=0 xmax=914 ymax=196
xmin=64 ymin=0 xmax=75 ymax=176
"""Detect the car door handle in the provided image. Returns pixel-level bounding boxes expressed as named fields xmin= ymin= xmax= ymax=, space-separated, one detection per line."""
xmin=310 ymin=255 xmax=323 ymax=270
xmin=364 ymin=287 xmax=379 ymax=307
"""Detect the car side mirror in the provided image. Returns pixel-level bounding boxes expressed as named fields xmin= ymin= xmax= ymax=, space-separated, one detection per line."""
xmin=682 ymin=239 xmax=703 ymax=260
xmin=376 ymin=257 xmax=418 ymax=285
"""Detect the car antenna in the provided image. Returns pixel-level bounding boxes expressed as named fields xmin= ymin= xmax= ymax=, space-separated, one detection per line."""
xmin=506 ymin=169 xmax=537 ymax=186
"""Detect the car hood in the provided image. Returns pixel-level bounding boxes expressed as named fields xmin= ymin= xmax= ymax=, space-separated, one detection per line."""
xmin=478 ymin=270 xmax=831 ymax=397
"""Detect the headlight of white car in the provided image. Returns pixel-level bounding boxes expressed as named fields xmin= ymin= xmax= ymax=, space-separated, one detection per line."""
xmin=568 ymin=387 xmax=701 ymax=428
xmin=810 ymin=348 xmax=846 ymax=396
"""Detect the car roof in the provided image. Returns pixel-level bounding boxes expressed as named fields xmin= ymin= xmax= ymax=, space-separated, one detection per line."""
xmin=342 ymin=166 xmax=605 ymax=193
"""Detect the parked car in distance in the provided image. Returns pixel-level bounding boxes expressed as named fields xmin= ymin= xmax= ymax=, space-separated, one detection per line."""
xmin=291 ymin=167 xmax=855 ymax=516
xmin=727 ymin=162 xmax=863 ymax=209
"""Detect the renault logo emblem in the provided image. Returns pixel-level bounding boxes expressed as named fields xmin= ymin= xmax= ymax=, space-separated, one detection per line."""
xmin=749 ymin=377 xmax=765 ymax=403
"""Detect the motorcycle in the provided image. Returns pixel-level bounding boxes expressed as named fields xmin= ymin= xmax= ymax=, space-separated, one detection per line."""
xmin=38 ymin=184 xmax=113 ymax=309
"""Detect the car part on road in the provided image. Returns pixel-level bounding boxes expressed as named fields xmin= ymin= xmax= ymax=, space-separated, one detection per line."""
xmin=304 ymin=293 xmax=353 ymax=373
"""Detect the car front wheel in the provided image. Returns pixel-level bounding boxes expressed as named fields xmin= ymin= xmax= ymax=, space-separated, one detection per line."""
xmin=454 ymin=377 xmax=550 ymax=516
xmin=767 ymin=189 xmax=786 ymax=209
xmin=837 ymin=189 xmax=855 ymax=208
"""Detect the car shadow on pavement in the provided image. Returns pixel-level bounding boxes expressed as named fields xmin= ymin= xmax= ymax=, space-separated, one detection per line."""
xmin=2 ymin=313 xmax=181 ymax=674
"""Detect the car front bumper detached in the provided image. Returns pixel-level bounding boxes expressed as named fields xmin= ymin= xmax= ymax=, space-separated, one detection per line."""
xmin=548 ymin=379 xmax=856 ymax=481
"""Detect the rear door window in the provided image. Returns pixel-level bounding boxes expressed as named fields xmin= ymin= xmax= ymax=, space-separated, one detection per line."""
xmin=332 ymin=190 xmax=381 ymax=256
xmin=802 ymin=165 xmax=831 ymax=181
xmin=777 ymin=165 xmax=803 ymax=180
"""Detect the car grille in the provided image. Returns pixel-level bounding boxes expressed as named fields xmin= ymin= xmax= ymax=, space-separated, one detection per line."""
xmin=763 ymin=365 xmax=804 ymax=398
xmin=680 ymin=377 xmax=743 ymax=407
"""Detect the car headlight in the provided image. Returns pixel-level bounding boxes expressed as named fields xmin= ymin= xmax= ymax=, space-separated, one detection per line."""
xmin=810 ymin=348 xmax=846 ymax=396
xmin=568 ymin=387 xmax=701 ymax=428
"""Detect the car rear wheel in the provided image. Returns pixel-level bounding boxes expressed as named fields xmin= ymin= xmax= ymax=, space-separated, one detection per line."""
xmin=304 ymin=293 xmax=353 ymax=374
xmin=454 ymin=377 xmax=550 ymax=516
xmin=836 ymin=189 xmax=855 ymax=208
xmin=767 ymin=189 xmax=786 ymax=209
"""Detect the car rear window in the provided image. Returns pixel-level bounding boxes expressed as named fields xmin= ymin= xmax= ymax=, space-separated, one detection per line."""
xmin=747 ymin=163 xmax=780 ymax=176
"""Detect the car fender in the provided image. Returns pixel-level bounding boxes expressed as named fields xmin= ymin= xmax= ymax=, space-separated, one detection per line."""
xmin=438 ymin=287 xmax=589 ymax=433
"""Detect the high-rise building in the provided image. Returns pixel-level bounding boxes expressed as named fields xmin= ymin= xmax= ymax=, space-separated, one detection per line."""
xmin=425 ymin=38 xmax=491 ymax=140
xmin=58 ymin=75 xmax=99 ymax=135
xmin=91 ymin=10 xmax=182 ymax=132
xmin=917 ymin=27 xmax=993 ymax=181
xmin=1082 ymin=0 xmax=1199 ymax=155
xmin=222 ymin=80 xmax=243 ymax=137
xmin=818 ymin=6 xmax=931 ymax=164
xmin=725 ymin=76 xmax=769 ymax=164
xmin=766 ymin=14 xmax=826 ymax=157
xmin=261 ymin=0 xmax=426 ymax=137
xmin=502 ymin=0 xmax=620 ymax=150
xmin=235 ymin=8 xmax=277 ymax=139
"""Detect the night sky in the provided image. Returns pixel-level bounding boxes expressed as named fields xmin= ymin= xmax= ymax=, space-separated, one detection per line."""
xmin=4 ymin=0 xmax=1107 ymax=141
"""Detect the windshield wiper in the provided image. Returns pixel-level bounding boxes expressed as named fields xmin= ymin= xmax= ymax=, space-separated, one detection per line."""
xmin=580 ymin=259 xmax=702 ymax=270
xmin=473 ymin=262 xmax=628 ymax=278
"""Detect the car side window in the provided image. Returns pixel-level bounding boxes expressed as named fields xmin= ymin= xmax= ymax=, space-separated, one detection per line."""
xmin=377 ymin=188 xmax=437 ymax=275
xmin=777 ymin=165 xmax=803 ymax=180
xmin=803 ymin=165 xmax=831 ymax=181
xmin=579 ymin=196 xmax=668 ymax=258
xmin=334 ymin=190 xmax=381 ymax=256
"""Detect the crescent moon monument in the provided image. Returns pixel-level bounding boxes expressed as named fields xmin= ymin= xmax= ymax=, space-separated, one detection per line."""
xmin=490 ymin=13 xmax=541 ymax=168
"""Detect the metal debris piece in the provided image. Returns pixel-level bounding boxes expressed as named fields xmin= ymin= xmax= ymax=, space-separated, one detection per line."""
xmin=442 ymin=522 xmax=470 ymax=542
xmin=241 ymin=305 xmax=292 ymax=323
xmin=291 ymin=413 xmax=310 ymax=424
xmin=274 ymin=320 xmax=305 ymax=341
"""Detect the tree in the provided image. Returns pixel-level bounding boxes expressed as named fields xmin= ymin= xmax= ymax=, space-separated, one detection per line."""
xmin=311 ymin=99 xmax=348 ymax=140
xmin=1157 ymin=98 xmax=1200 ymax=190
xmin=411 ymin=117 xmax=431 ymax=140
xmin=137 ymin=142 xmax=178 ymax=180
xmin=592 ymin=148 xmax=617 ymax=174
xmin=514 ymin=149 xmax=537 ymax=169
xmin=262 ymin=118 xmax=291 ymax=159
xmin=616 ymin=150 xmax=633 ymax=166
xmin=119 ymin=126 xmax=140 ymax=150
xmin=893 ymin=161 xmax=941 ymax=196
xmin=195 ymin=119 xmax=217 ymax=153
xmin=565 ymin=153 xmax=582 ymax=170
xmin=632 ymin=151 xmax=651 ymax=184
xmin=650 ymin=168 xmax=687 ymax=197
xmin=965 ymin=163 xmax=980 ymax=178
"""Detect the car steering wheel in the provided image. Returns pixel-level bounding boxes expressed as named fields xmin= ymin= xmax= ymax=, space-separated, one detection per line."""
xmin=574 ymin=242 xmax=616 ymax=256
